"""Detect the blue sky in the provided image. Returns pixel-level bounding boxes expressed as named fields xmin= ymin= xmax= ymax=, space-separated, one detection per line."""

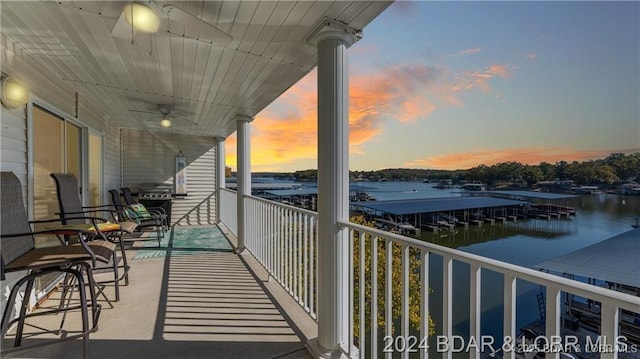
xmin=227 ymin=1 xmax=639 ymax=171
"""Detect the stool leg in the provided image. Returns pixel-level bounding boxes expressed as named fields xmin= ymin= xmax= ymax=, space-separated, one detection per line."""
xmin=1 ymin=276 xmax=29 ymax=338
xmin=117 ymin=237 xmax=130 ymax=286
xmin=72 ymin=268 xmax=90 ymax=359
xmin=14 ymin=277 xmax=35 ymax=347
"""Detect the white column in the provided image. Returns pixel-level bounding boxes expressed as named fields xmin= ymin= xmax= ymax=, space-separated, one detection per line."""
xmin=306 ymin=18 xmax=361 ymax=359
xmin=215 ymin=136 xmax=226 ymax=223
xmin=236 ymin=115 xmax=254 ymax=253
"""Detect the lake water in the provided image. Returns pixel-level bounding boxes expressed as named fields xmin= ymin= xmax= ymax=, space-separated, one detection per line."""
xmin=351 ymin=181 xmax=640 ymax=357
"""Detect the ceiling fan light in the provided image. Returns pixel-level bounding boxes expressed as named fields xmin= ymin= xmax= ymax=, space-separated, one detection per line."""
xmin=160 ymin=118 xmax=172 ymax=128
xmin=1 ymin=77 xmax=29 ymax=109
xmin=123 ymin=3 xmax=160 ymax=33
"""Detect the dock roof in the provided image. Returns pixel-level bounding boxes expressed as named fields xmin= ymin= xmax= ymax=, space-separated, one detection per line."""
xmin=351 ymin=197 xmax=529 ymax=216
xmin=486 ymin=190 xmax=579 ymax=200
xmin=265 ymin=188 xmax=319 ymax=196
xmin=534 ymin=229 xmax=640 ymax=288
xmin=265 ymin=184 xmax=375 ymax=197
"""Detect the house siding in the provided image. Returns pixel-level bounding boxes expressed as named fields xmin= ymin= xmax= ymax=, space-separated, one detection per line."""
xmin=120 ymin=128 xmax=217 ymax=226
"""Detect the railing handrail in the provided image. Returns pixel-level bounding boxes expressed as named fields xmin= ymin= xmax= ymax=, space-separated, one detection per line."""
xmin=245 ymin=194 xmax=319 ymax=217
xmin=339 ymin=220 xmax=640 ymax=312
xmin=220 ymin=187 xmax=236 ymax=194
xmin=173 ymin=190 xmax=217 ymax=224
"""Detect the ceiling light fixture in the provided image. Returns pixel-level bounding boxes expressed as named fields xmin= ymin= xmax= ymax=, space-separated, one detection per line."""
xmin=123 ymin=3 xmax=160 ymax=33
xmin=1 ymin=76 xmax=29 ymax=109
xmin=160 ymin=117 xmax=172 ymax=128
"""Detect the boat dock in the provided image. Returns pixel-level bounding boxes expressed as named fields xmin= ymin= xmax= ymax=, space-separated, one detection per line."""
xmin=351 ymin=196 xmax=532 ymax=233
xmin=533 ymin=229 xmax=640 ymax=345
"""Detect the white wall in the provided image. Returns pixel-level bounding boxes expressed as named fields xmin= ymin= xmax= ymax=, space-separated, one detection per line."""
xmin=120 ymin=128 xmax=217 ymax=226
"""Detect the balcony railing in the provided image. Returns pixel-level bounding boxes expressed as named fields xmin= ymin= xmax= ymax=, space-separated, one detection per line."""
xmin=245 ymin=194 xmax=319 ymax=319
xmin=220 ymin=191 xmax=640 ymax=359
xmin=340 ymin=221 xmax=640 ymax=359
xmin=219 ymin=188 xmax=237 ymax=235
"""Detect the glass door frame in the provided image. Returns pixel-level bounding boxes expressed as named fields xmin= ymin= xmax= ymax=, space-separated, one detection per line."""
xmin=26 ymin=97 xmax=100 ymax=219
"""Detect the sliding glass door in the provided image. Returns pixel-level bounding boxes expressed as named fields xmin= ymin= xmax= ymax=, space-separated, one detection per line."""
xmin=32 ymin=105 xmax=83 ymax=293
xmin=33 ymin=105 xmax=83 ymax=223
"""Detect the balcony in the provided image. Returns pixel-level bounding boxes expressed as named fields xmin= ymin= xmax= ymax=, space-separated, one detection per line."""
xmin=2 ymin=223 xmax=315 ymax=359
xmin=4 ymin=190 xmax=639 ymax=359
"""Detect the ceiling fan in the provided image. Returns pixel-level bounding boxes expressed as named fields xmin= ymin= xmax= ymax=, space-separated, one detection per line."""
xmin=129 ymin=104 xmax=195 ymax=128
xmin=111 ymin=2 xmax=233 ymax=47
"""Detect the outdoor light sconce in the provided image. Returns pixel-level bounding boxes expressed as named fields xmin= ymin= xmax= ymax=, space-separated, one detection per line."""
xmin=123 ymin=3 xmax=160 ymax=33
xmin=1 ymin=76 xmax=29 ymax=109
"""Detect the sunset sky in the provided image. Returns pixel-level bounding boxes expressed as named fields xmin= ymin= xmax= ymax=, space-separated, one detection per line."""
xmin=226 ymin=1 xmax=639 ymax=172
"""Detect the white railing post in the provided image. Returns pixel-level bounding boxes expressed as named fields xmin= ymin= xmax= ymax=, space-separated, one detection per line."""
xmin=401 ymin=244 xmax=410 ymax=359
xmin=306 ymin=17 xmax=362 ymax=359
xmin=420 ymin=249 xmax=430 ymax=359
xmin=385 ymin=240 xmax=393 ymax=359
xmin=504 ymin=274 xmax=516 ymax=359
xmin=600 ymin=303 xmax=619 ymax=359
xmin=215 ymin=136 xmax=226 ymax=224
xmin=442 ymin=257 xmax=453 ymax=359
xmin=545 ymin=285 xmax=561 ymax=359
xmin=470 ymin=264 xmax=481 ymax=359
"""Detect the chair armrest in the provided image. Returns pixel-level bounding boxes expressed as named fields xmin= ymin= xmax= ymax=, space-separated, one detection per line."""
xmin=1 ymin=227 xmax=99 ymax=266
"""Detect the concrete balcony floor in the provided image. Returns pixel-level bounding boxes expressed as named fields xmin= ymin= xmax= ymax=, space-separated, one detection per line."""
xmin=2 ymin=227 xmax=315 ymax=359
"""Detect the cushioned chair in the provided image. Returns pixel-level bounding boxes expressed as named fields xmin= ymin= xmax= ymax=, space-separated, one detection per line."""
xmin=121 ymin=187 xmax=169 ymax=231
xmin=108 ymin=189 xmax=162 ymax=247
xmin=1 ymin=172 xmax=114 ymax=358
xmin=50 ymin=173 xmax=136 ymax=294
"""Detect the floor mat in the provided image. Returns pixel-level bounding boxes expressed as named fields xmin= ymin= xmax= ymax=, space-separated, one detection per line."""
xmin=133 ymin=226 xmax=233 ymax=259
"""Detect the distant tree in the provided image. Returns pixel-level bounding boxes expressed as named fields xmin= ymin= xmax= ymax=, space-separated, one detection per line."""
xmin=521 ymin=165 xmax=544 ymax=186
xmin=554 ymin=161 xmax=569 ymax=180
xmin=606 ymin=153 xmax=639 ymax=182
xmin=293 ymin=169 xmax=317 ymax=182
xmin=538 ymin=162 xmax=556 ymax=181
xmin=566 ymin=161 xmax=596 ymax=184
xmin=595 ymin=165 xmax=619 ymax=185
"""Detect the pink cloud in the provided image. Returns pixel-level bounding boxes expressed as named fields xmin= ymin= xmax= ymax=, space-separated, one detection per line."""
xmin=405 ymin=147 xmax=636 ymax=170
xmin=458 ymin=47 xmax=482 ymax=56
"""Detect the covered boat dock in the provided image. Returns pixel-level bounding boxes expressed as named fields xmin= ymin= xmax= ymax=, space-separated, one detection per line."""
xmin=535 ymin=228 xmax=640 ymax=293
xmin=535 ymin=229 xmax=640 ymax=342
xmin=463 ymin=190 xmax=580 ymax=218
xmin=351 ymin=196 xmax=530 ymax=232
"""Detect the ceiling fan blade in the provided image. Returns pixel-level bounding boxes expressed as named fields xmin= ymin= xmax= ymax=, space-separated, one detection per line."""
xmin=162 ymin=5 xmax=232 ymax=47
xmin=129 ymin=109 xmax=158 ymax=114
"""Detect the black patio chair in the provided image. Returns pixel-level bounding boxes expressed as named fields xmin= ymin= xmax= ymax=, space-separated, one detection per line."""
xmin=1 ymin=172 xmax=114 ymax=358
xmin=121 ymin=187 xmax=169 ymax=231
xmin=108 ymin=189 xmax=162 ymax=247
xmin=50 ymin=173 xmax=136 ymax=293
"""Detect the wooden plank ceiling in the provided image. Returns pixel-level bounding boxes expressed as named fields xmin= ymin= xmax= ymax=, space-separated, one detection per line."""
xmin=1 ymin=1 xmax=391 ymax=138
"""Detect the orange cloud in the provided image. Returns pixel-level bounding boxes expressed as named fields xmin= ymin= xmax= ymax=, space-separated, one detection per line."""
xmin=404 ymin=147 xmax=635 ymax=170
xmin=455 ymin=64 xmax=512 ymax=92
xmin=225 ymin=61 xmax=513 ymax=171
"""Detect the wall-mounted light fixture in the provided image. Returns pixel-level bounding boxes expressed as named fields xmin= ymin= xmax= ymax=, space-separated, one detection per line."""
xmin=1 ymin=76 xmax=29 ymax=109
xmin=123 ymin=3 xmax=160 ymax=33
xmin=160 ymin=117 xmax=172 ymax=128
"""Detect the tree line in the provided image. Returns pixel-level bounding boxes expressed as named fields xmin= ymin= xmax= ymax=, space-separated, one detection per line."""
xmin=290 ymin=152 xmax=639 ymax=186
